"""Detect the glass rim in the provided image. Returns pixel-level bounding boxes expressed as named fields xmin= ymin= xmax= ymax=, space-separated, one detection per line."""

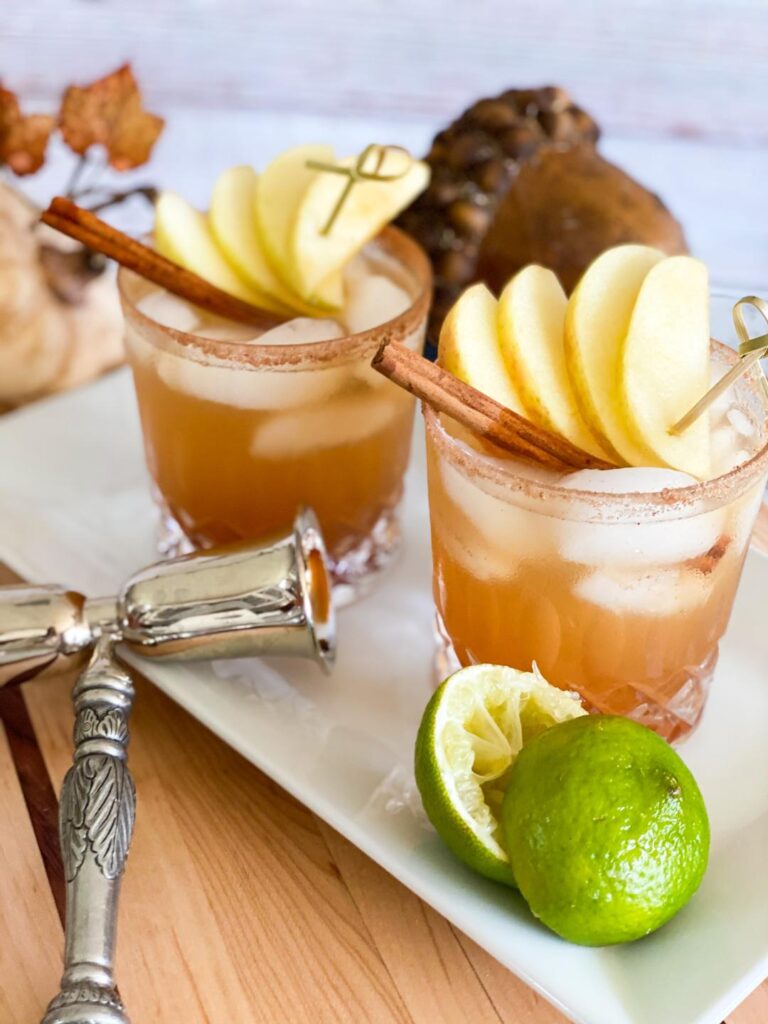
xmin=424 ymin=341 xmax=768 ymax=518
xmin=117 ymin=224 xmax=432 ymax=369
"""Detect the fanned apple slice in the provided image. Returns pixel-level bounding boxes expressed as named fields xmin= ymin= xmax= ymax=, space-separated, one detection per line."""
xmin=564 ymin=245 xmax=665 ymax=465
xmin=498 ymin=266 xmax=609 ymax=459
xmin=291 ymin=150 xmax=430 ymax=298
xmin=621 ymin=256 xmax=710 ymax=478
xmin=310 ymin=269 xmax=345 ymax=312
xmin=155 ymin=190 xmax=275 ymax=307
xmin=210 ymin=165 xmax=334 ymax=318
xmin=439 ymin=283 xmax=525 ymax=414
xmin=254 ymin=144 xmax=343 ymax=311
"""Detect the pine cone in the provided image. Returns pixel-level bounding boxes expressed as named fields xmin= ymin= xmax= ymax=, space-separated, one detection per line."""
xmin=398 ymin=86 xmax=686 ymax=350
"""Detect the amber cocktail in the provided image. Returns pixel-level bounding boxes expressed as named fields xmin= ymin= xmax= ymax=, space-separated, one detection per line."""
xmin=120 ymin=227 xmax=430 ymax=598
xmin=425 ymin=346 xmax=768 ymax=742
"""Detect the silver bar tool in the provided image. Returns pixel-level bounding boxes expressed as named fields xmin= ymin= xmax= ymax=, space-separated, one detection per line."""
xmin=0 ymin=508 xmax=335 ymax=1024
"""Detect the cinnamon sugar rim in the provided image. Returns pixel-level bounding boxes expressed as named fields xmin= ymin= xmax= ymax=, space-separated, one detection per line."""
xmin=118 ymin=225 xmax=432 ymax=369
xmin=425 ymin=342 xmax=768 ymax=523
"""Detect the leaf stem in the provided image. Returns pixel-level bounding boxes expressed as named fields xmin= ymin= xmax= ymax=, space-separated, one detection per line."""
xmin=77 ymin=184 xmax=158 ymax=213
xmin=65 ymin=152 xmax=94 ymax=199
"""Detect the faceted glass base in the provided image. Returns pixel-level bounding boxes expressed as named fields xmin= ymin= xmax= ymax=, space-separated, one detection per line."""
xmin=155 ymin=496 xmax=402 ymax=608
xmin=329 ymin=502 xmax=403 ymax=606
xmin=156 ymin=502 xmax=195 ymax=559
xmin=432 ymin=611 xmax=715 ymax=745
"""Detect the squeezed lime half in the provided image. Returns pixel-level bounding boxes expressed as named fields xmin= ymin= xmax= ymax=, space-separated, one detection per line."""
xmin=415 ymin=664 xmax=586 ymax=886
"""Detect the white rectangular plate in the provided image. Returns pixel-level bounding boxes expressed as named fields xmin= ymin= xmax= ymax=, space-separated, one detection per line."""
xmin=1 ymin=369 xmax=766 ymax=1024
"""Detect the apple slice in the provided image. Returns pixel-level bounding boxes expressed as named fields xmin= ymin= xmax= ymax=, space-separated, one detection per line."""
xmin=621 ymin=256 xmax=710 ymax=478
xmin=564 ymin=245 xmax=665 ymax=465
xmin=155 ymin=190 xmax=274 ymax=307
xmin=290 ymin=149 xmax=430 ymax=298
xmin=498 ymin=266 xmax=609 ymax=459
xmin=210 ymin=165 xmax=336 ymax=318
xmin=254 ymin=144 xmax=343 ymax=311
xmin=439 ymin=283 xmax=525 ymax=414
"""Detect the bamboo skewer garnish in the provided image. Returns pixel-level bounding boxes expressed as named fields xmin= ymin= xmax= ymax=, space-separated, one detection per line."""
xmin=671 ymin=295 xmax=768 ymax=435
xmin=306 ymin=144 xmax=414 ymax=236
xmin=40 ymin=197 xmax=285 ymax=330
xmin=372 ymin=341 xmax=615 ymax=472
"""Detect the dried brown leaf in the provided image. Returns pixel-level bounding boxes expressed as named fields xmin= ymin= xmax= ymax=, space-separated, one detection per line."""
xmin=0 ymin=85 xmax=55 ymax=175
xmin=59 ymin=63 xmax=164 ymax=170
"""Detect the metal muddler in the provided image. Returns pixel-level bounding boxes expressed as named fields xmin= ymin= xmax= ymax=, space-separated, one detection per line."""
xmin=0 ymin=508 xmax=335 ymax=1024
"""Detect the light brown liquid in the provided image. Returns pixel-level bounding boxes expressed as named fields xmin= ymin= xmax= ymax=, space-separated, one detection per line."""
xmin=426 ymin=430 xmax=764 ymax=743
xmin=128 ymin=336 xmax=415 ymax=557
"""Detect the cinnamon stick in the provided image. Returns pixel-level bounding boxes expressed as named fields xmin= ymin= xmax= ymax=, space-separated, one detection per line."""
xmin=41 ymin=197 xmax=285 ymax=330
xmin=372 ymin=341 xmax=615 ymax=472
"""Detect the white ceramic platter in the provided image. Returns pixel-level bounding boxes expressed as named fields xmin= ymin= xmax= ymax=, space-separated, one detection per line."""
xmin=1 ymin=369 xmax=766 ymax=1024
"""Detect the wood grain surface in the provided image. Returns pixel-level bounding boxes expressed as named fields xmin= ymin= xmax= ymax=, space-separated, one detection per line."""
xmin=0 ymin=544 xmax=767 ymax=1022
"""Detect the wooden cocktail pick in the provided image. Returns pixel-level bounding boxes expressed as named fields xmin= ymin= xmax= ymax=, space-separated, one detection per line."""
xmin=671 ymin=296 xmax=768 ymax=435
xmin=306 ymin=144 xmax=414 ymax=236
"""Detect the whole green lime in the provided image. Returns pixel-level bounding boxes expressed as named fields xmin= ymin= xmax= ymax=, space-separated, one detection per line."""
xmin=501 ymin=715 xmax=710 ymax=945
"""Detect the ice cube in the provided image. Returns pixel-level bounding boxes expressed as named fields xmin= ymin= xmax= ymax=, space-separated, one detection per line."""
xmin=708 ymin=361 xmax=734 ymax=423
xmin=710 ymin=424 xmax=752 ymax=475
xmin=440 ymin=460 xmax=554 ymax=566
xmin=154 ymin=310 xmax=349 ymax=409
xmin=250 ymin=391 xmax=398 ymax=458
xmin=574 ymin=566 xmax=710 ymax=615
xmin=562 ymin=467 xmax=696 ymax=495
xmin=123 ymin=326 xmax=154 ymax=368
xmin=341 ymin=274 xmax=416 ymax=391
xmin=344 ymin=274 xmax=412 ymax=335
xmin=726 ymin=407 xmax=754 ymax=438
xmin=437 ymin=528 xmax=511 ymax=581
xmin=156 ymin=348 xmax=351 ymax=410
xmin=729 ymin=479 xmax=765 ymax=549
xmin=256 ymin=317 xmax=345 ymax=345
xmin=720 ymin=448 xmax=751 ymax=474
xmin=137 ymin=291 xmax=200 ymax=333
xmin=194 ymin=319 xmax=263 ymax=342
xmin=558 ymin=467 xmax=723 ymax=567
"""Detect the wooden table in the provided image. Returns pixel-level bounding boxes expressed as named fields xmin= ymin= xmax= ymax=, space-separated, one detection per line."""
xmin=1 ymin=533 xmax=767 ymax=1023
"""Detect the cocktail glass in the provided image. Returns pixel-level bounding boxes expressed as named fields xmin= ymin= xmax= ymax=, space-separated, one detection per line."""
xmin=425 ymin=328 xmax=768 ymax=742
xmin=120 ymin=226 xmax=431 ymax=601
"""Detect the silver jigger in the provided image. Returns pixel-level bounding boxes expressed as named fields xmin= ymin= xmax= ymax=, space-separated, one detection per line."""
xmin=0 ymin=508 xmax=335 ymax=1024
xmin=0 ymin=507 xmax=334 ymax=685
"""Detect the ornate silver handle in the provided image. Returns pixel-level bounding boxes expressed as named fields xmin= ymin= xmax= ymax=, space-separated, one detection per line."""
xmin=42 ymin=637 xmax=135 ymax=1024
xmin=0 ymin=509 xmax=336 ymax=1024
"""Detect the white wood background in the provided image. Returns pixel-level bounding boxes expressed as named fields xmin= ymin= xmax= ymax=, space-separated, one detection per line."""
xmin=5 ymin=0 xmax=768 ymax=140
xmin=2 ymin=1 xmax=767 ymax=292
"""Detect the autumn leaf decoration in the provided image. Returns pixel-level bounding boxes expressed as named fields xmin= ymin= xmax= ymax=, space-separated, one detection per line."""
xmin=0 ymin=63 xmax=165 ymax=179
xmin=0 ymin=65 xmax=165 ymax=309
xmin=60 ymin=64 xmax=164 ymax=171
xmin=0 ymin=86 xmax=55 ymax=175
